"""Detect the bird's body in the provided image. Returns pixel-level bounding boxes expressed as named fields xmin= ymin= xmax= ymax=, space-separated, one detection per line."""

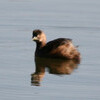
xmin=32 ymin=29 xmax=80 ymax=61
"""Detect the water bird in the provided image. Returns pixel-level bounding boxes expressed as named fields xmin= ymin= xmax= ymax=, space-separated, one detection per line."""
xmin=32 ymin=29 xmax=80 ymax=61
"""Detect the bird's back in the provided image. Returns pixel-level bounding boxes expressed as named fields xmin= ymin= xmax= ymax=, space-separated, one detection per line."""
xmin=41 ymin=38 xmax=72 ymax=54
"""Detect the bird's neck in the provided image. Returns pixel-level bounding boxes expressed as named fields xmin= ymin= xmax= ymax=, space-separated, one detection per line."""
xmin=35 ymin=42 xmax=46 ymax=56
xmin=36 ymin=41 xmax=46 ymax=50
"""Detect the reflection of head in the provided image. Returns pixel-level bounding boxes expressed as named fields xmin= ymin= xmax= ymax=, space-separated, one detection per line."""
xmin=31 ymin=57 xmax=80 ymax=86
xmin=31 ymin=73 xmax=45 ymax=86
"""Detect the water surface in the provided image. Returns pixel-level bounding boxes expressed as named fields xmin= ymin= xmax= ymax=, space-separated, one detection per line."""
xmin=0 ymin=0 xmax=100 ymax=100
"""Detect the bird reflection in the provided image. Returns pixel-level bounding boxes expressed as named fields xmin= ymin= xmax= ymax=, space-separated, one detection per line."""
xmin=31 ymin=57 xmax=80 ymax=86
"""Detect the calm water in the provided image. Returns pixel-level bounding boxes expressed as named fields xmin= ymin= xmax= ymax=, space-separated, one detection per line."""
xmin=0 ymin=0 xmax=100 ymax=100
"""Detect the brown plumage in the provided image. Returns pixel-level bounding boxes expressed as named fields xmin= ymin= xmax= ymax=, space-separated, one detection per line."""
xmin=32 ymin=29 xmax=80 ymax=61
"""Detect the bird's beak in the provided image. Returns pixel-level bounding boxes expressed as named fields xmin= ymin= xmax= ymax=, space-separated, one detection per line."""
xmin=32 ymin=37 xmax=38 ymax=41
